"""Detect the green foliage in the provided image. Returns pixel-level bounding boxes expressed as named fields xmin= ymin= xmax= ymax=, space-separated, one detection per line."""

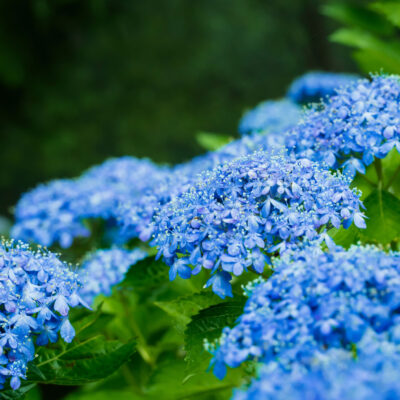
xmin=185 ymin=301 xmax=246 ymax=371
xmin=27 ymin=308 xmax=136 ymax=386
xmin=0 ymin=385 xmax=37 ymax=400
xmin=121 ymin=257 xmax=170 ymax=291
xmin=155 ymin=292 xmax=229 ymax=333
xmin=324 ymin=1 xmax=400 ymax=73
xmin=361 ymin=190 xmax=400 ymax=245
xmin=196 ymin=132 xmax=233 ymax=152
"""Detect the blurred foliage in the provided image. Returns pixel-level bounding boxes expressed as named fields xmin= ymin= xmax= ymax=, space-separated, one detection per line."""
xmin=324 ymin=1 xmax=400 ymax=73
xmin=0 ymin=0 xmax=355 ymax=215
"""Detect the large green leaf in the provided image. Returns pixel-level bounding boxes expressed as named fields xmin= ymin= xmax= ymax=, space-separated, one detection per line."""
xmin=27 ymin=337 xmax=136 ymax=385
xmin=184 ymin=301 xmax=246 ymax=371
xmin=371 ymin=2 xmax=400 ymax=28
xmin=330 ymin=28 xmax=400 ymax=73
xmin=360 ymin=189 xmax=400 ymax=244
xmin=26 ymin=307 xmax=136 ymax=385
xmin=155 ymin=292 xmax=230 ymax=333
xmin=322 ymin=3 xmax=394 ymax=35
xmin=121 ymin=257 xmax=169 ymax=290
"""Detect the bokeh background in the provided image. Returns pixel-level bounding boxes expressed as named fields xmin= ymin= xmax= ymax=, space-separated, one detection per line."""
xmin=0 ymin=0 xmax=357 ymax=218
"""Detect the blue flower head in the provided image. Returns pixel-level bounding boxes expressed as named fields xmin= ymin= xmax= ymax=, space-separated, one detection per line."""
xmin=287 ymin=74 xmax=400 ymax=177
xmin=233 ymin=340 xmax=400 ymax=400
xmin=238 ymin=99 xmax=302 ymax=136
xmin=210 ymin=245 xmax=400 ymax=377
xmin=78 ymin=247 xmax=147 ymax=305
xmin=151 ymin=151 xmax=365 ymax=298
xmin=0 ymin=239 xmax=87 ymax=390
xmin=287 ymin=71 xmax=360 ymax=104
xmin=12 ymin=157 xmax=164 ymax=248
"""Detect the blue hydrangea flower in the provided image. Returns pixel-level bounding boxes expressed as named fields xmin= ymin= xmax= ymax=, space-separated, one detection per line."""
xmin=238 ymin=99 xmax=302 ymax=136
xmin=234 ymin=338 xmax=400 ymax=400
xmin=78 ymin=247 xmax=147 ymax=305
xmin=287 ymin=74 xmax=400 ymax=177
xmin=150 ymin=151 xmax=365 ymax=299
xmin=116 ymin=132 xmax=284 ymax=243
xmin=0 ymin=239 xmax=87 ymax=390
xmin=209 ymin=245 xmax=400 ymax=379
xmin=12 ymin=157 xmax=165 ymax=248
xmin=287 ymin=71 xmax=360 ymax=104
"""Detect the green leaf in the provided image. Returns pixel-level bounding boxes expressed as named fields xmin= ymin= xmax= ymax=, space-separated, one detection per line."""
xmin=185 ymin=301 xmax=246 ymax=371
xmin=26 ymin=308 xmax=135 ymax=385
xmin=360 ymin=189 xmax=400 ymax=244
xmin=196 ymin=132 xmax=233 ymax=151
xmin=322 ymin=3 xmax=394 ymax=35
xmin=371 ymin=2 xmax=400 ymax=28
xmin=330 ymin=28 xmax=400 ymax=73
xmin=146 ymin=359 xmax=243 ymax=400
xmin=0 ymin=384 xmax=37 ymax=400
xmin=328 ymin=224 xmax=361 ymax=249
xmin=70 ymin=305 xmax=114 ymax=340
xmin=65 ymin=390 xmax=143 ymax=400
xmin=27 ymin=337 xmax=136 ymax=385
xmin=155 ymin=292 xmax=229 ymax=332
xmin=120 ymin=257 xmax=169 ymax=290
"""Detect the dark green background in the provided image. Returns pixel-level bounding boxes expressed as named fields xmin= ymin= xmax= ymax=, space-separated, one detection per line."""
xmin=0 ymin=0 xmax=356 ymax=216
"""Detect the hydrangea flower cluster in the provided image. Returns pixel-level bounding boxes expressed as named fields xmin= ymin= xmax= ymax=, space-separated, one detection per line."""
xmin=287 ymin=71 xmax=360 ymax=104
xmin=78 ymin=247 xmax=147 ymax=305
xmin=12 ymin=157 xmax=165 ymax=248
xmin=209 ymin=245 xmax=400 ymax=379
xmin=0 ymin=239 xmax=87 ymax=390
xmin=151 ymin=151 xmax=365 ymax=298
xmin=238 ymin=99 xmax=301 ymax=136
xmin=287 ymin=74 xmax=400 ymax=177
xmin=116 ymin=132 xmax=282 ymax=242
xmin=234 ymin=342 xmax=400 ymax=400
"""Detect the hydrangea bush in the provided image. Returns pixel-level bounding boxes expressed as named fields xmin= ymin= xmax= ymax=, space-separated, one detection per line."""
xmin=4 ymin=71 xmax=400 ymax=399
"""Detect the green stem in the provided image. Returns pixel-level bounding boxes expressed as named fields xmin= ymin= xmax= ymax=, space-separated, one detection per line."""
xmin=384 ymin=163 xmax=400 ymax=191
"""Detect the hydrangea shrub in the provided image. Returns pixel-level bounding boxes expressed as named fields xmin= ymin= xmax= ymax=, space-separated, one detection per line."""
xmin=4 ymin=71 xmax=400 ymax=399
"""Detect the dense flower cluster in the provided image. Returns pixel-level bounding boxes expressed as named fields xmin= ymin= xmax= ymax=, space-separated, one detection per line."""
xmin=209 ymin=245 xmax=400 ymax=379
xmin=238 ymin=99 xmax=301 ymax=136
xmin=151 ymin=151 xmax=365 ymax=298
xmin=116 ymin=131 xmax=283 ymax=242
xmin=287 ymin=71 xmax=360 ymax=104
xmin=78 ymin=247 xmax=147 ymax=305
xmin=234 ymin=339 xmax=400 ymax=400
xmin=0 ymin=239 xmax=86 ymax=389
xmin=12 ymin=157 xmax=165 ymax=248
xmin=287 ymin=74 xmax=400 ymax=177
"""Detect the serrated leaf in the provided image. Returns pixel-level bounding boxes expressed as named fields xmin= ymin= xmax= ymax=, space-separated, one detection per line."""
xmin=185 ymin=301 xmax=246 ymax=371
xmin=120 ymin=257 xmax=169 ymax=290
xmin=360 ymin=189 xmax=400 ymax=244
xmin=155 ymin=292 xmax=228 ymax=332
xmin=27 ymin=337 xmax=136 ymax=385
xmin=196 ymin=132 xmax=232 ymax=151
